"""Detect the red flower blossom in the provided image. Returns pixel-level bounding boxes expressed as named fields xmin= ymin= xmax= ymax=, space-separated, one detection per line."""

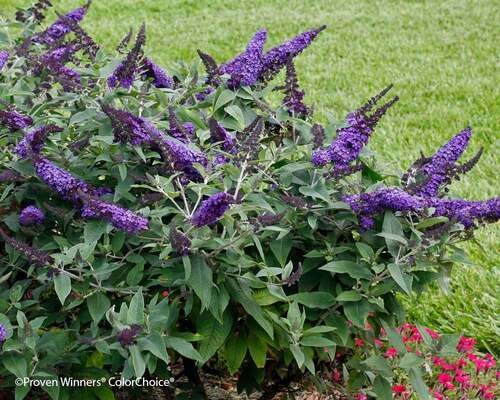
xmin=392 ymin=384 xmax=407 ymax=394
xmin=457 ymin=336 xmax=476 ymax=353
xmin=438 ymin=373 xmax=453 ymax=384
xmin=375 ymin=338 xmax=384 ymax=347
xmin=355 ymin=338 xmax=365 ymax=347
xmin=384 ymin=347 xmax=398 ymax=359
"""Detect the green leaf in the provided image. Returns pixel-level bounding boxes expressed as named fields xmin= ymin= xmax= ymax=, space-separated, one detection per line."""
xmin=248 ymin=333 xmax=267 ymax=368
xmin=139 ymin=332 xmax=169 ymax=364
xmin=336 ymin=290 xmax=362 ymax=302
xmin=15 ymin=386 xmax=31 ymax=400
xmin=362 ymin=354 xmax=392 ymax=377
xmin=300 ymin=335 xmax=335 ymax=347
xmin=225 ymin=332 xmax=247 ymax=375
xmin=127 ymin=289 xmax=144 ymax=325
xmin=343 ymin=301 xmax=371 ymax=328
xmin=214 ymin=89 xmax=236 ymax=111
xmin=84 ymin=220 xmax=108 ymax=244
xmin=186 ymin=255 xmax=213 ymax=310
xmin=197 ymin=310 xmax=233 ymax=363
xmin=355 ymin=242 xmax=374 ymax=259
xmin=290 ymin=292 xmax=336 ymax=309
xmin=54 ymin=273 xmax=71 ymax=305
xmin=373 ymin=375 xmax=392 ymax=400
xmin=2 ymin=353 xmax=27 ymax=378
xmin=87 ymin=292 xmax=110 ymax=324
xmin=387 ymin=263 xmax=412 ymax=295
xmin=303 ymin=326 xmax=336 ymax=335
xmin=224 ymin=105 xmax=245 ymax=129
xmin=129 ymin=345 xmax=146 ymax=378
xmin=111 ymin=231 xmax=126 ymax=253
xmin=381 ymin=211 xmax=405 ymax=256
xmin=118 ymin=164 xmax=127 ymax=181
xmin=270 ymin=235 xmax=293 ymax=267
xmin=399 ymin=352 xmax=424 ymax=369
xmin=290 ymin=344 xmax=304 ymax=368
xmin=70 ymin=109 xmax=97 ymax=125
xmin=415 ymin=216 xmax=449 ymax=230
xmin=409 ymin=368 xmax=430 ymax=400
xmin=165 ymin=337 xmax=202 ymax=361
xmin=320 ymin=260 xmax=373 ymax=279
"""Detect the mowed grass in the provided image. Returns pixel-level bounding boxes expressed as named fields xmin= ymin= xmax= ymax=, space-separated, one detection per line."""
xmin=2 ymin=1 xmax=499 ymax=351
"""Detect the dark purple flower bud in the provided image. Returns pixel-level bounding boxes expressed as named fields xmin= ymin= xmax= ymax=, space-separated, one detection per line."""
xmin=34 ymin=157 xmax=89 ymax=201
xmin=311 ymin=123 xmax=325 ymax=149
xmin=80 ymin=197 xmax=148 ymax=234
xmin=219 ymin=29 xmax=267 ymax=89
xmin=197 ymin=49 xmax=221 ymax=86
xmin=282 ymin=58 xmax=311 ymax=118
xmin=117 ymin=28 xmax=133 ymax=53
xmin=142 ymin=57 xmax=173 ymax=88
xmin=40 ymin=44 xmax=77 ymax=65
xmin=191 ymin=192 xmax=233 ymax=227
xmin=257 ymin=212 xmax=284 ymax=226
xmin=208 ymin=118 xmax=235 ymax=152
xmin=161 ymin=138 xmax=207 ymax=182
xmin=0 ymin=226 xmax=53 ymax=266
xmin=35 ymin=4 xmax=88 ymax=45
xmin=238 ymin=116 xmax=264 ymax=163
xmin=281 ymin=194 xmax=309 ymax=209
xmin=19 ymin=206 xmax=45 ymax=226
xmin=0 ymin=51 xmax=9 ymax=70
xmin=0 ymin=169 xmax=23 ymax=183
xmin=168 ymin=107 xmax=192 ymax=143
xmin=138 ymin=192 xmax=163 ymax=206
xmin=108 ymin=23 xmax=146 ymax=89
xmin=117 ymin=324 xmax=142 ymax=347
xmin=0 ymin=109 xmax=33 ymax=131
xmin=260 ymin=26 xmax=326 ymax=82
xmin=16 ymin=125 xmax=63 ymax=158
xmin=169 ymin=225 xmax=191 ymax=256
xmin=409 ymin=127 xmax=473 ymax=197
xmin=0 ymin=323 xmax=7 ymax=343
xmin=212 ymin=154 xmax=229 ymax=166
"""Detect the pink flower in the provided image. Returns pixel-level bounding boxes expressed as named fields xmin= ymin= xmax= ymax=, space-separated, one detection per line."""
xmin=457 ymin=336 xmax=476 ymax=353
xmin=375 ymin=338 xmax=384 ymax=347
xmin=355 ymin=338 xmax=365 ymax=347
xmin=455 ymin=372 xmax=471 ymax=387
xmin=392 ymin=384 xmax=407 ymax=394
xmin=384 ymin=347 xmax=398 ymax=359
xmin=332 ymin=368 xmax=342 ymax=383
xmin=424 ymin=327 xmax=440 ymax=339
xmin=364 ymin=322 xmax=373 ymax=330
xmin=438 ymin=373 xmax=453 ymax=384
xmin=356 ymin=394 xmax=368 ymax=400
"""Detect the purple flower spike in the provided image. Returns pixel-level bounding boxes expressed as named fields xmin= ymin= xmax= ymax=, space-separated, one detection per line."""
xmin=168 ymin=107 xmax=192 ymax=143
xmin=0 ymin=51 xmax=9 ymax=70
xmin=101 ymin=104 xmax=151 ymax=145
xmin=219 ymin=29 xmax=267 ymax=89
xmin=142 ymin=57 xmax=173 ymax=88
xmin=412 ymin=127 xmax=473 ymax=197
xmin=81 ymin=197 xmax=149 ymax=234
xmin=260 ymin=25 xmax=326 ymax=81
xmin=16 ymin=125 xmax=63 ymax=158
xmin=191 ymin=192 xmax=233 ymax=227
xmin=36 ymin=4 xmax=88 ymax=45
xmin=311 ymin=149 xmax=330 ymax=167
xmin=117 ymin=325 xmax=142 ymax=347
xmin=0 ymin=323 xmax=6 ymax=343
xmin=19 ymin=206 xmax=45 ymax=226
xmin=34 ymin=157 xmax=89 ymax=201
xmin=0 ymin=109 xmax=33 ymax=131
xmin=282 ymin=59 xmax=310 ymax=118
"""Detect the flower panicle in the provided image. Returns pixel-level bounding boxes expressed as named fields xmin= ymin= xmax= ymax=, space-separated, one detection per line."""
xmin=0 ymin=51 xmax=9 ymax=70
xmin=311 ymin=123 xmax=325 ymax=149
xmin=0 ymin=108 xmax=33 ymax=131
xmin=0 ymin=225 xmax=53 ymax=266
xmin=219 ymin=29 xmax=267 ymax=89
xmin=142 ymin=57 xmax=173 ymax=89
xmin=208 ymin=118 xmax=235 ymax=152
xmin=168 ymin=107 xmax=191 ymax=142
xmin=197 ymin=49 xmax=222 ymax=86
xmin=19 ymin=206 xmax=45 ymax=226
xmin=15 ymin=0 xmax=52 ymax=24
xmin=16 ymin=124 xmax=63 ymax=158
xmin=169 ymin=225 xmax=191 ymax=256
xmin=191 ymin=192 xmax=234 ymax=227
xmin=117 ymin=28 xmax=133 ymax=53
xmin=282 ymin=58 xmax=311 ymax=118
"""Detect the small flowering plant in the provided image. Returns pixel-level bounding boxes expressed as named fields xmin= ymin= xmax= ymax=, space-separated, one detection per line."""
xmin=0 ymin=2 xmax=498 ymax=399
xmin=339 ymin=324 xmax=498 ymax=400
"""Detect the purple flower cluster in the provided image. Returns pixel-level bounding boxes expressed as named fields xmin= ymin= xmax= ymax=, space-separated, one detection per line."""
xmin=108 ymin=23 xmax=145 ymax=89
xmin=101 ymin=104 xmax=151 ymax=145
xmin=219 ymin=30 xmax=267 ymax=89
xmin=162 ymin=138 xmax=208 ymax=182
xmin=142 ymin=57 xmax=173 ymax=88
xmin=117 ymin=325 xmax=142 ymax=347
xmin=169 ymin=225 xmax=191 ymax=256
xmin=0 ymin=109 xmax=33 ymax=131
xmin=191 ymin=192 xmax=233 ymax=227
xmin=260 ymin=26 xmax=326 ymax=81
xmin=168 ymin=107 xmax=194 ymax=143
xmin=0 ymin=169 xmax=23 ymax=183
xmin=0 ymin=323 xmax=6 ymax=343
xmin=344 ymin=187 xmax=500 ymax=231
xmin=195 ymin=87 xmax=215 ymax=102
xmin=344 ymin=188 xmax=424 ymax=230
xmin=34 ymin=157 xmax=89 ymax=201
xmin=35 ymin=5 xmax=88 ymax=45
xmin=0 ymin=226 xmax=53 ymax=266
xmin=19 ymin=206 xmax=45 ymax=226
xmin=16 ymin=125 xmax=63 ymax=158
xmin=0 ymin=51 xmax=9 ymax=70
xmin=282 ymin=58 xmax=310 ymax=117
xmin=208 ymin=118 xmax=235 ymax=152
xmin=81 ymin=197 xmax=148 ymax=234
xmin=40 ymin=44 xmax=78 ymax=65
xmin=312 ymin=85 xmax=398 ymax=176
xmin=411 ymin=127 xmax=472 ymax=197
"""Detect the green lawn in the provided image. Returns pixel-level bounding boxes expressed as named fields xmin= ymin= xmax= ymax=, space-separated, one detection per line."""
xmin=2 ymin=0 xmax=499 ymax=351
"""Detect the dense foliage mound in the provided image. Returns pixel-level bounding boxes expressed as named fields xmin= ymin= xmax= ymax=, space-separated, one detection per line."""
xmin=0 ymin=2 xmax=498 ymax=399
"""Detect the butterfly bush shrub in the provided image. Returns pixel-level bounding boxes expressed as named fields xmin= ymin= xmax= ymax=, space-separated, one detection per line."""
xmin=0 ymin=2 xmax=498 ymax=399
